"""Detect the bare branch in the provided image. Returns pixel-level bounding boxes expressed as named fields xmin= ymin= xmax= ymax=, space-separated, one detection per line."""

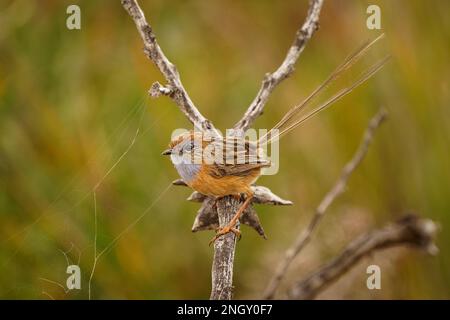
xmin=207 ymin=188 xmax=293 ymax=299
xmin=192 ymin=197 xmax=218 ymax=231
xmin=288 ymin=214 xmax=438 ymax=299
xmin=210 ymin=197 xmax=240 ymax=300
xmin=190 ymin=198 xmax=268 ymax=239
xmin=252 ymin=186 xmax=293 ymax=206
xmin=121 ymin=0 xmax=219 ymax=136
xmin=187 ymin=191 xmax=207 ymax=203
xmin=207 ymin=185 xmax=294 ymax=299
xmin=263 ymin=108 xmax=387 ymax=299
xmin=240 ymin=206 xmax=267 ymax=239
xmin=234 ymin=0 xmax=324 ymax=132
xmin=149 ymin=81 xmax=173 ymax=98
xmin=185 ymin=185 xmax=293 ymax=206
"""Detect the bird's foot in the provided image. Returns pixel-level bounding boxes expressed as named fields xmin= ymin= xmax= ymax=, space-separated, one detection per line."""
xmin=232 ymin=194 xmax=242 ymax=201
xmin=209 ymin=226 xmax=241 ymax=246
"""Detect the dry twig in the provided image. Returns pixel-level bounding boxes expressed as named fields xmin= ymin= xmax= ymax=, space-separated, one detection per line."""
xmin=288 ymin=214 xmax=438 ymax=299
xmin=263 ymin=108 xmax=387 ymax=299
xmin=121 ymin=0 xmax=219 ymax=136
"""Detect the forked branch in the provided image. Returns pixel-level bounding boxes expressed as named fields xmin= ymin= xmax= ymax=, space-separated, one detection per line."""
xmin=122 ymin=0 xmax=325 ymax=300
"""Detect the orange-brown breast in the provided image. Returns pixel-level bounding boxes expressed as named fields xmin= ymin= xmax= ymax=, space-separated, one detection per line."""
xmin=189 ymin=165 xmax=260 ymax=197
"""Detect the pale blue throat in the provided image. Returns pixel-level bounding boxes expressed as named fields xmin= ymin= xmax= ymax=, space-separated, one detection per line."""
xmin=174 ymin=162 xmax=201 ymax=183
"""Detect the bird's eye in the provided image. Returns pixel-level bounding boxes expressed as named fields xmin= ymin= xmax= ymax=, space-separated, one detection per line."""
xmin=185 ymin=141 xmax=195 ymax=151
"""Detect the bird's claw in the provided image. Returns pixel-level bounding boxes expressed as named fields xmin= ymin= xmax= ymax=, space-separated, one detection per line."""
xmin=209 ymin=227 xmax=241 ymax=246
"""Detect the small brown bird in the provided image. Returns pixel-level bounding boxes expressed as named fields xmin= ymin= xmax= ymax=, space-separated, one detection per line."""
xmin=163 ymin=34 xmax=388 ymax=244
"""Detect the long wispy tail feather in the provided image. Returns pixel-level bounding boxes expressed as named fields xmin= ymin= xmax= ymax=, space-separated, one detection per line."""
xmin=259 ymin=33 xmax=388 ymax=145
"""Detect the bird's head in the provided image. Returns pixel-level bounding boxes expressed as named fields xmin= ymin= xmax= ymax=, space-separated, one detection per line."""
xmin=162 ymin=131 xmax=204 ymax=165
xmin=162 ymin=131 xmax=207 ymax=183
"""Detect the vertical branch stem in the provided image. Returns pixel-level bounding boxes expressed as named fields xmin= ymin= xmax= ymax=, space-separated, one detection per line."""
xmin=210 ymin=196 xmax=240 ymax=300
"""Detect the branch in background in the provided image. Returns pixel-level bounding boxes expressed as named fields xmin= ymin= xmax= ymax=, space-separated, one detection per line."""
xmin=288 ymin=214 xmax=438 ymax=299
xmin=263 ymin=108 xmax=387 ymax=299
xmin=121 ymin=0 xmax=219 ymax=136
xmin=233 ymin=0 xmax=324 ymax=132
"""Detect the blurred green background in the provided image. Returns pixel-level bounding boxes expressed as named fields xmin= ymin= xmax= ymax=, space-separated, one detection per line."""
xmin=0 ymin=0 xmax=449 ymax=299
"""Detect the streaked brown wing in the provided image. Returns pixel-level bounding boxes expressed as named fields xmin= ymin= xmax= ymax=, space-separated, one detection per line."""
xmin=208 ymin=162 xmax=270 ymax=178
xmin=207 ymin=138 xmax=270 ymax=178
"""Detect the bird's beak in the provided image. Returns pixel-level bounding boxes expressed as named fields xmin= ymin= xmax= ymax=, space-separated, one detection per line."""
xmin=161 ymin=149 xmax=172 ymax=156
